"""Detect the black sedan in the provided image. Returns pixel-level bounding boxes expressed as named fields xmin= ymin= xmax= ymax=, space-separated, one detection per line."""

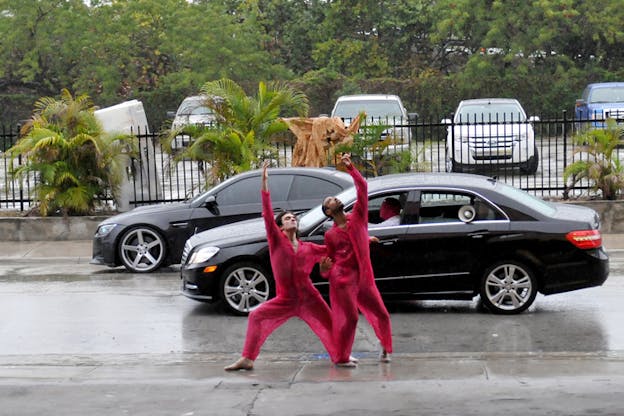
xmin=90 ymin=168 xmax=352 ymax=272
xmin=180 ymin=172 xmax=609 ymax=315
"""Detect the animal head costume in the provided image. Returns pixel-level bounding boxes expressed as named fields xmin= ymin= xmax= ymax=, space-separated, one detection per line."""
xmin=281 ymin=115 xmax=361 ymax=167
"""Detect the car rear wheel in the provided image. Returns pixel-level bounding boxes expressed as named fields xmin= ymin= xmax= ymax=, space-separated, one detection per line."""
xmin=220 ymin=262 xmax=273 ymax=315
xmin=479 ymin=260 xmax=537 ymax=314
xmin=118 ymin=226 xmax=166 ymax=273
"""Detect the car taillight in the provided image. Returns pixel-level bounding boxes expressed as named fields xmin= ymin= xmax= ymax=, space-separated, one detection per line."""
xmin=566 ymin=230 xmax=602 ymax=249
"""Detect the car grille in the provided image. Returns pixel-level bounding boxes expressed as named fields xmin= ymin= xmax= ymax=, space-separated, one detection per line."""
xmin=605 ymin=108 xmax=624 ymax=121
xmin=470 ymin=136 xmax=515 ymax=160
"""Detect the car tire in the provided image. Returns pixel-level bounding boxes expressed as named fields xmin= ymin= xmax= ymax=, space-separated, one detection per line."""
xmin=521 ymin=146 xmax=539 ymax=174
xmin=479 ymin=260 xmax=537 ymax=314
xmin=220 ymin=262 xmax=274 ymax=315
xmin=445 ymin=148 xmax=462 ymax=173
xmin=118 ymin=226 xmax=166 ymax=273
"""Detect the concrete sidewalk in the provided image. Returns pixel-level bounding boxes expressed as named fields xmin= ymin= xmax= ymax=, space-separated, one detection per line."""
xmin=1 ymin=233 xmax=624 ymax=262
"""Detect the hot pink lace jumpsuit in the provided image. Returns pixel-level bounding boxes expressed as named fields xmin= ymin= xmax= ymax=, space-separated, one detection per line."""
xmin=323 ymin=165 xmax=393 ymax=363
xmin=240 ymin=190 xmax=337 ymax=362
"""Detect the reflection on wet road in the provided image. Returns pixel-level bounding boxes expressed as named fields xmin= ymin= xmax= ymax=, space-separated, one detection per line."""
xmin=0 ymin=255 xmax=623 ymax=356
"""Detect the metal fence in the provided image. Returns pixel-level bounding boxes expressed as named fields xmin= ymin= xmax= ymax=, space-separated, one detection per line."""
xmin=1 ymin=112 xmax=618 ymax=212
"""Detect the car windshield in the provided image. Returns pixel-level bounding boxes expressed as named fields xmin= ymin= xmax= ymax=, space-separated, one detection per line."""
xmin=456 ymin=102 xmax=526 ymax=122
xmin=496 ymin=182 xmax=556 ymax=216
xmin=589 ymin=87 xmax=624 ymax=104
xmin=333 ymin=100 xmax=403 ymax=118
xmin=298 ymin=186 xmax=357 ymax=230
xmin=178 ymin=99 xmax=214 ymax=116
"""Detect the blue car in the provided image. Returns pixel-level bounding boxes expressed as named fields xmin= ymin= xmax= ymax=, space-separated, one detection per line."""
xmin=575 ymin=82 xmax=624 ymax=127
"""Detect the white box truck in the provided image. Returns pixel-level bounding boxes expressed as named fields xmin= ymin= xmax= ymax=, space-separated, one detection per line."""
xmin=94 ymin=100 xmax=161 ymax=211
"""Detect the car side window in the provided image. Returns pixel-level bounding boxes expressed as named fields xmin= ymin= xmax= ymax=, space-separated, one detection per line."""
xmin=288 ymin=176 xmax=343 ymax=201
xmin=216 ymin=176 xmax=290 ymax=205
xmin=417 ymin=192 xmax=471 ymax=224
xmin=412 ymin=191 xmax=503 ymax=224
xmin=367 ymin=192 xmax=406 ymax=226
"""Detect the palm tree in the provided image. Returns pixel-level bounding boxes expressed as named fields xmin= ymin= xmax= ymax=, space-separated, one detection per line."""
xmin=6 ymin=89 xmax=137 ymax=216
xmin=164 ymin=79 xmax=309 ymax=184
xmin=564 ymin=118 xmax=624 ymax=200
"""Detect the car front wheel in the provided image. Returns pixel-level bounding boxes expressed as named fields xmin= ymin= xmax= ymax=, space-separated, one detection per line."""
xmin=479 ymin=260 xmax=537 ymax=314
xmin=118 ymin=226 xmax=166 ymax=273
xmin=521 ymin=145 xmax=539 ymax=174
xmin=220 ymin=262 xmax=273 ymax=315
xmin=445 ymin=148 xmax=462 ymax=173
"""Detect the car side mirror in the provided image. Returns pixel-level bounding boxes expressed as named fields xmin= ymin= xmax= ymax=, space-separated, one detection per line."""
xmin=166 ymin=110 xmax=176 ymax=119
xmin=408 ymin=112 xmax=418 ymax=121
xmin=441 ymin=118 xmax=452 ymax=125
xmin=575 ymin=99 xmax=585 ymax=108
xmin=204 ymin=195 xmax=220 ymax=215
xmin=528 ymin=116 xmax=540 ymax=122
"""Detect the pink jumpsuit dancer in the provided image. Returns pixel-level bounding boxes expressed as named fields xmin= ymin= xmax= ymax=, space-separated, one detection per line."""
xmin=238 ymin=189 xmax=337 ymax=364
xmin=324 ymin=163 xmax=393 ymax=364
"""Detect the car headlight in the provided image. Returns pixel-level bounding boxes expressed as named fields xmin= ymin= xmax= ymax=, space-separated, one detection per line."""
xmin=188 ymin=246 xmax=220 ymax=265
xmin=95 ymin=224 xmax=118 ymax=237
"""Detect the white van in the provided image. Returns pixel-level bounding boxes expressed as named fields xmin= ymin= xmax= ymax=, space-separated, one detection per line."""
xmin=330 ymin=94 xmax=415 ymax=155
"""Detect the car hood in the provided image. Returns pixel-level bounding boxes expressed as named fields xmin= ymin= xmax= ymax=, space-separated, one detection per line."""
xmin=586 ymin=102 xmax=624 ymax=113
xmin=186 ymin=217 xmax=267 ymax=249
xmin=452 ymin=124 xmax=530 ymax=137
xmin=100 ymin=202 xmax=191 ymax=225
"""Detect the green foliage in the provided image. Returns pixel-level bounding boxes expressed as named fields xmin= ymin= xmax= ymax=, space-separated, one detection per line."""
xmin=335 ymin=117 xmax=412 ymax=177
xmin=162 ymin=78 xmax=308 ymax=185
xmin=2 ymin=0 xmax=624 ymax=126
xmin=5 ymin=89 xmax=138 ymax=216
xmin=563 ymin=119 xmax=624 ymax=200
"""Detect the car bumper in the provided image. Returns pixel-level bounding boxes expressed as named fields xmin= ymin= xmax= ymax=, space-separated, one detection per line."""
xmin=451 ymin=141 xmax=535 ymax=166
xmin=180 ymin=264 xmax=220 ymax=303
xmin=90 ymin=227 xmax=124 ymax=267
xmin=541 ymin=247 xmax=610 ymax=295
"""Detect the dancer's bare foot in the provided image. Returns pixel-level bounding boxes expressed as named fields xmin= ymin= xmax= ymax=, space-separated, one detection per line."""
xmin=379 ymin=349 xmax=391 ymax=363
xmin=335 ymin=360 xmax=357 ymax=368
xmin=224 ymin=357 xmax=254 ymax=371
xmin=349 ymin=355 xmax=359 ymax=363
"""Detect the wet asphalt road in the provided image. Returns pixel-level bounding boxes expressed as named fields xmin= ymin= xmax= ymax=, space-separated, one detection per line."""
xmin=0 ymin=253 xmax=623 ymax=415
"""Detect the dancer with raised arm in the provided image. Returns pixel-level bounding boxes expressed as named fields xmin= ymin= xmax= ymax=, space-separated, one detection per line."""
xmin=225 ymin=162 xmax=340 ymax=371
xmin=321 ymin=153 xmax=393 ymax=365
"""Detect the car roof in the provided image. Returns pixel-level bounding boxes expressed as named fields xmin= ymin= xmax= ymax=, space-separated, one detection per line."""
xmin=181 ymin=95 xmax=207 ymax=103
xmin=586 ymin=82 xmax=624 ymax=89
xmin=459 ymin=98 xmax=521 ymax=105
xmin=335 ymin=94 xmax=402 ymax=102
xmin=216 ymin=167 xmax=353 ymax=187
xmin=366 ymin=172 xmax=498 ymax=194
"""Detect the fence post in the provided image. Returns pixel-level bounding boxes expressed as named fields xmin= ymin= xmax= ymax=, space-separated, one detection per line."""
xmin=562 ymin=110 xmax=568 ymax=171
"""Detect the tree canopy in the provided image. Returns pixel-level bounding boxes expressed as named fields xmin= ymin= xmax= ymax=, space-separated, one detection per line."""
xmin=1 ymin=0 xmax=624 ymax=126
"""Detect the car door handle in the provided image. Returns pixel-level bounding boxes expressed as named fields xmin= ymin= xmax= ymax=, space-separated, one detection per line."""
xmin=379 ymin=238 xmax=398 ymax=245
xmin=171 ymin=222 xmax=189 ymax=228
xmin=468 ymin=231 xmax=489 ymax=239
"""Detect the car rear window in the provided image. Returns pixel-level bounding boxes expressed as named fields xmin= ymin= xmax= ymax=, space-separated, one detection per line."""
xmin=497 ymin=182 xmax=556 ymax=216
xmin=216 ymin=175 xmax=290 ymax=205
xmin=288 ymin=176 xmax=344 ymax=200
